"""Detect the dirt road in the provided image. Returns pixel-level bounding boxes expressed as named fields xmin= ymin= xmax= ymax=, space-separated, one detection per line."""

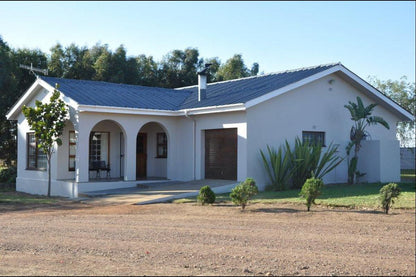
xmin=0 ymin=201 xmax=414 ymax=276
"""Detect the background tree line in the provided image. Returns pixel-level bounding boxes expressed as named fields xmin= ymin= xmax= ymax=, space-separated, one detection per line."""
xmin=0 ymin=35 xmax=414 ymax=166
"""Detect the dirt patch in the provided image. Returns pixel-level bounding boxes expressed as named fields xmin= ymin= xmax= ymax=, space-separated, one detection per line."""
xmin=0 ymin=201 xmax=414 ymax=276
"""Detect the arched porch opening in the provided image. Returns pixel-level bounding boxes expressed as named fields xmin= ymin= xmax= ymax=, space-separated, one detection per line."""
xmin=88 ymin=119 xmax=126 ymax=180
xmin=136 ymin=122 xmax=169 ymax=180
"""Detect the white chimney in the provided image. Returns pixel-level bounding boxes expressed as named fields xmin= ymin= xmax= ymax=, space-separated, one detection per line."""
xmin=198 ymin=73 xmax=207 ymax=101
xmin=197 ymin=63 xmax=211 ymax=102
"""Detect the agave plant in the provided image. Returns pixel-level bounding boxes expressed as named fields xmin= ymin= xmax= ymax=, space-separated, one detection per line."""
xmin=260 ymin=138 xmax=343 ymax=190
xmin=260 ymin=143 xmax=293 ymax=191
xmin=290 ymin=137 xmax=343 ymax=189
xmin=344 ymin=96 xmax=390 ymax=184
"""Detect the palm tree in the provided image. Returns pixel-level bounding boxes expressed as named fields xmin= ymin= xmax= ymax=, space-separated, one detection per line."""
xmin=344 ymin=96 xmax=390 ymax=184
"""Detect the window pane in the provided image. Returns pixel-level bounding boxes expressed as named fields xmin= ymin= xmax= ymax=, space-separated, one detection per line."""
xmin=37 ymin=149 xmax=47 ymax=169
xmin=302 ymin=131 xmax=325 ymax=147
xmin=69 ymin=157 xmax=76 ymax=169
xmin=69 ymin=131 xmax=76 ymax=143
xmin=69 ymin=144 xmax=76 ymax=155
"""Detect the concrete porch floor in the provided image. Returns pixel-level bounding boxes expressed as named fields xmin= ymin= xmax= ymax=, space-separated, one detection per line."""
xmin=78 ymin=179 xmax=238 ymax=205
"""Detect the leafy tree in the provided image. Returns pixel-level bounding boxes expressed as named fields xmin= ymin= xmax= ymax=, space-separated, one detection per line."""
xmin=136 ymin=54 xmax=160 ymax=87
xmin=48 ymin=43 xmax=65 ymax=77
xmin=0 ymin=37 xmax=18 ymax=165
xmin=109 ymin=45 xmax=127 ymax=83
xmin=368 ymin=76 xmax=415 ymax=148
xmin=216 ymin=54 xmax=259 ymax=81
xmin=22 ymin=85 xmax=68 ymax=196
xmin=344 ymin=96 xmax=390 ymax=184
xmin=93 ymin=44 xmax=112 ymax=81
xmin=203 ymin=57 xmax=221 ymax=83
xmin=160 ymin=48 xmax=203 ymax=88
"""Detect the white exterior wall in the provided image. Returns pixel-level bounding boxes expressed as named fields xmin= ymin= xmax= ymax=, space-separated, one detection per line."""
xmin=15 ymin=87 xmax=58 ymax=196
xmin=246 ymin=73 xmax=401 ymax=190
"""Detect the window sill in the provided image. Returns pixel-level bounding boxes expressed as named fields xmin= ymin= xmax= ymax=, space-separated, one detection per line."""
xmin=26 ymin=168 xmax=47 ymax=171
xmin=155 ymin=156 xmax=167 ymax=159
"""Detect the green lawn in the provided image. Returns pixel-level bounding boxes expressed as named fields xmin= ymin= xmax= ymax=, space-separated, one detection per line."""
xmin=174 ymin=181 xmax=415 ymax=210
xmin=401 ymin=169 xmax=416 ymax=182
xmin=0 ymin=189 xmax=58 ymax=205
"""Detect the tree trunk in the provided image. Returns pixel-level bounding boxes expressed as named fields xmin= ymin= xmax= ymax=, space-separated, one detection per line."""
xmin=47 ymin=154 xmax=51 ymax=197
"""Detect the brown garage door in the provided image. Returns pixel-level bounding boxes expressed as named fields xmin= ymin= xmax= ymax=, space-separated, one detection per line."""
xmin=205 ymin=128 xmax=237 ymax=180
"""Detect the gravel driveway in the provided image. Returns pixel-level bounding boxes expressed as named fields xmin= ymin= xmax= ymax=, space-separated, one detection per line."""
xmin=0 ymin=201 xmax=414 ymax=276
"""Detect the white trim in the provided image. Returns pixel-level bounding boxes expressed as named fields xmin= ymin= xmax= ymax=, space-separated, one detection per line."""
xmin=183 ymin=103 xmax=245 ymax=115
xmin=6 ymin=78 xmax=79 ymax=120
xmin=245 ymin=66 xmax=341 ymax=108
xmin=77 ymin=103 xmax=246 ymax=116
xmin=245 ymin=64 xmax=414 ymax=121
xmin=6 ymin=79 xmax=43 ymax=120
xmin=77 ymin=105 xmax=180 ymax=116
xmin=336 ymin=65 xmax=414 ymax=121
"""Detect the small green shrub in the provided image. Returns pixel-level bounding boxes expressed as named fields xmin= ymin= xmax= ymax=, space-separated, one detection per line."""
xmin=197 ymin=185 xmax=216 ymax=205
xmin=299 ymin=177 xmax=324 ymax=211
xmin=0 ymin=166 xmax=17 ymax=184
xmin=379 ymin=183 xmax=401 ymax=214
xmin=230 ymin=178 xmax=259 ymax=210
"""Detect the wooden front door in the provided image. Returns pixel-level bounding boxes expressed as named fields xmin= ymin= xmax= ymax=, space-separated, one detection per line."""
xmin=205 ymin=128 xmax=237 ymax=180
xmin=136 ymin=133 xmax=147 ymax=179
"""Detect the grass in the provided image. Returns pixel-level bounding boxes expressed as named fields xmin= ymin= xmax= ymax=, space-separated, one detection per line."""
xmin=0 ymin=188 xmax=58 ymax=205
xmin=174 ymin=180 xmax=415 ymax=210
xmin=401 ymin=169 xmax=415 ymax=182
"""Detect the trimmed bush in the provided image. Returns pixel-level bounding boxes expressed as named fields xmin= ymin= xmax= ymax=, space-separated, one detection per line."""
xmin=299 ymin=177 xmax=324 ymax=211
xmin=197 ymin=185 xmax=216 ymax=205
xmin=230 ymin=178 xmax=258 ymax=210
xmin=0 ymin=166 xmax=17 ymax=184
xmin=380 ymin=183 xmax=401 ymax=214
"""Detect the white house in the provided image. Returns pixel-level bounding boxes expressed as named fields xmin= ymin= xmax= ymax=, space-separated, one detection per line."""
xmin=6 ymin=63 xmax=414 ymax=198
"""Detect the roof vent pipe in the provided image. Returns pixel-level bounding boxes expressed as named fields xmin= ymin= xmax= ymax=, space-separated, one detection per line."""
xmin=198 ymin=63 xmax=211 ymax=102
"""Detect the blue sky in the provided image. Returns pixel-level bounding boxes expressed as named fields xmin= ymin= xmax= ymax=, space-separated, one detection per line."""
xmin=0 ymin=1 xmax=414 ymax=82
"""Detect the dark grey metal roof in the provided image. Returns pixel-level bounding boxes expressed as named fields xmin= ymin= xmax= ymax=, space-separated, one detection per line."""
xmin=40 ymin=63 xmax=339 ymax=111
xmin=176 ymin=63 xmax=339 ymax=109
xmin=40 ymin=77 xmax=192 ymax=110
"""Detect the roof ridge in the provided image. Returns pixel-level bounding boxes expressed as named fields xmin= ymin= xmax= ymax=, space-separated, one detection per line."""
xmin=175 ymin=62 xmax=341 ymax=90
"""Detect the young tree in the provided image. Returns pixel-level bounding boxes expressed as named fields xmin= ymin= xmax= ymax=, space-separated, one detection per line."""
xmin=344 ymin=96 xmax=390 ymax=184
xmin=22 ymin=84 xmax=68 ymax=196
xmin=368 ymin=76 xmax=415 ymax=148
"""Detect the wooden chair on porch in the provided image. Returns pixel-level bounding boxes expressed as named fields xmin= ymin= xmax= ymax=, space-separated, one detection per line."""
xmin=89 ymin=160 xmax=111 ymax=179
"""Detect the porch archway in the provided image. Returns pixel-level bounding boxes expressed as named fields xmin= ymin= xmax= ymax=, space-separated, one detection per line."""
xmin=136 ymin=121 xmax=169 ymax=180
xmin=88 ymin=119 xmax=126 ymax=180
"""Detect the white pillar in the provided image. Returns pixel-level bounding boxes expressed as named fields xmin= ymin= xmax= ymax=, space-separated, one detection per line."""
xmin=124 ymin=129 xmax=136 ymax=181
xmin=75 ymin=121 xmax=90 ymax=183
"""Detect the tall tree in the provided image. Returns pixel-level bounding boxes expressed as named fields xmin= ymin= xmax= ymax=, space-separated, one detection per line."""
xmin=368 ymin=76 xmax=415 ymax=148
xmin=344 ymin=96 xmax=390 ymax=184
xmin=160 ymin=48 xmax=203 ymax=88
xmin=22 ymin=86 xmax=68 ymax=196
xmin=109 ymin=45 xmax=127 ymax=83
xmin=136 ymin=54 xmax=160 ymax=87
xmin=93 ymin=44 xmax=112 ymax=81
xmin=203 ymin=57 xmax=221 ymax=83
xmin=0 ymin=37 xmax=18 ymax=165
xmin=48 ymin=43 xmax=65 ymax=77
xmin=216 ymin=54 xmax=259 ymax=81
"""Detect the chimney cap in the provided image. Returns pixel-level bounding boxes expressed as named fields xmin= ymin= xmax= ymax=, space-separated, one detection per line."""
xmin=198 ymin=63 xmax=212 ymax=75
